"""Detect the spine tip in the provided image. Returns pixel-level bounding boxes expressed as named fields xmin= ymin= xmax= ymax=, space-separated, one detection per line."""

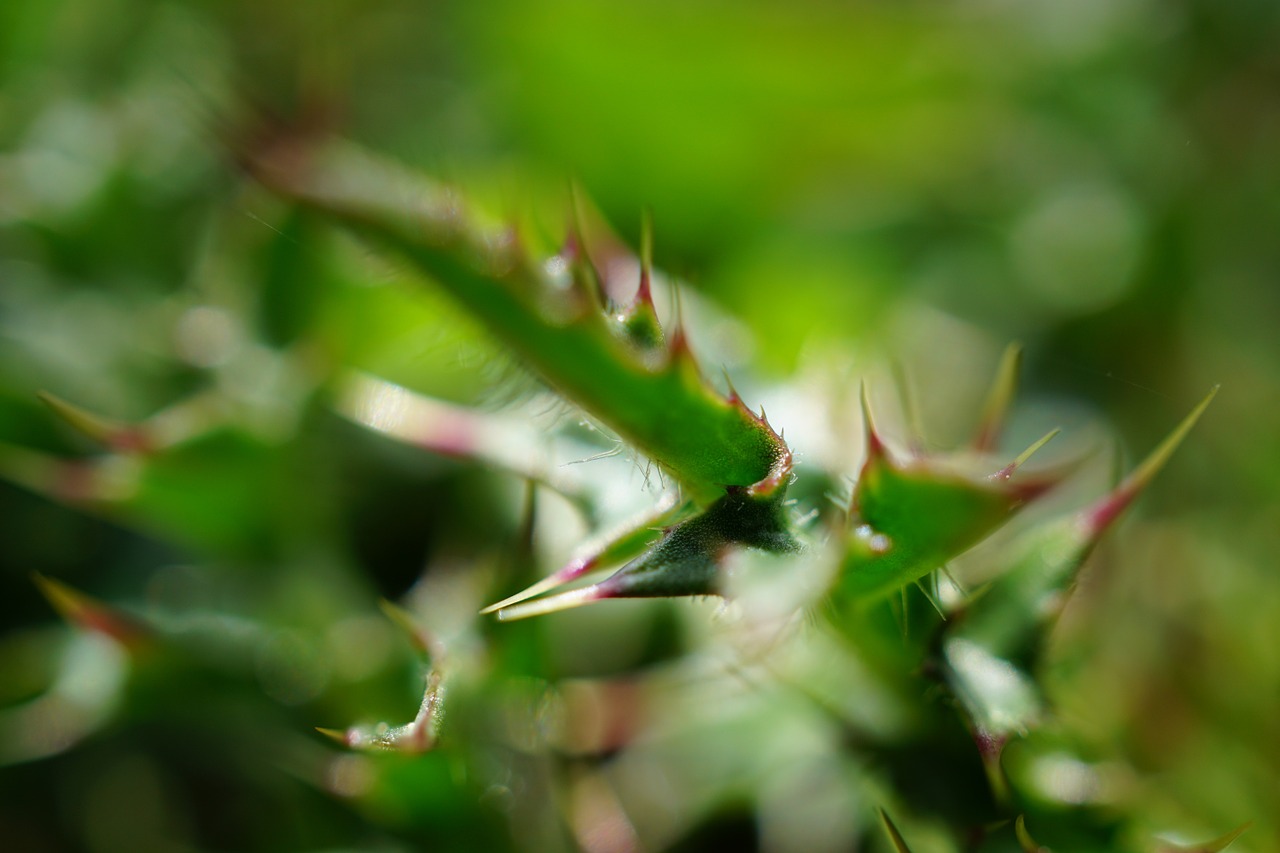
xmin=860 ymin=382 xmax=888 ymax=464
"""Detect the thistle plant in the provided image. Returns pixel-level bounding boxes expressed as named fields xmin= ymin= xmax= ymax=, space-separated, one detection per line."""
xmin=1 ymin=131 xmax=1245 ymax=853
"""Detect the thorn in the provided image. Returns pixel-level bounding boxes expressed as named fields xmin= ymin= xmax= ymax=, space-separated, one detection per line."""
xmin=315 ymin=727 xmax=351 ymax=746
xmin=973 ymin=343 xmax=1024 ymax=452
xmin=667 ymin=322 xmax=699 ymax=375
xmin=670 ymin=279 xmax=686 ymax=338
xmin=1015 ymin=816 xmax=1045 ymax=853
xmin=638 ymin=207 xmax=654 ymax=307
xmin=567 ymin=184 xmax=608 ymax=309
xmin=33 ymin=573 xmax=150 ymax=649
xmin=1082 ymin=385 xmax=1218 ymax=537
xmin=37 ymin=392 xmax=154 ymax=454
xmin=860 ymin=382 xmax=888 ymax=464
xmin=496 ymin=583 xmax=608 ymax=621
xmin=668 ymin=323 xmax=688 ymax=356
xmin=378 ymin=599 xmax=438 ymax=660
xmin=480 ymin=556 xmax=598 ymax=615
xmin=1158 ymin=822 xmax=1251 ymax=853
xmin=992 ymin=428 xmax=1062 ymax=480
xmin=619 ymin=210 xmax=662 ymax=346
xmin=635 ymin=269 xmax=654 ymax=310
xmin=721 ymin=368 xmax=740 ymax=404
xmin=878 ymin=809 xmax=914 ymax=853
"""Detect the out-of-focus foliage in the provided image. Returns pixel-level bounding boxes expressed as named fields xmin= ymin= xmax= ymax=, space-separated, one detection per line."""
xmin=1 ymin=1 xmax=1277 ymax=852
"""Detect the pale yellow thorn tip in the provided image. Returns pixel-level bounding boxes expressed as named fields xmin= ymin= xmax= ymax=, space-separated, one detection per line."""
xmin=377 ymin=598 xmax=431 ymax=654
xmin=496 ymin=585 xmax=603 ymax=622
xmin=1015 ymin=816 xmax=1041 ymax=853
xmin=1011 ymin=427 xmax=1062 ymax=471
xmin=37 ymin=391 xmax=120 ymax=446
xmin=1086 ymin=385 xmax=1219 ymax=534
xmin=32 ymin=572 xmax=148 ymax=646
xmin=480 ymin=573 xmax=569 ymax=615
xmin=1125 ymin=384 xmax=1219 ymax=495
xmin=860 ymin=381 xmax=888 ymax=461
xmin=32 ymin=572 xmax=80 ymax=621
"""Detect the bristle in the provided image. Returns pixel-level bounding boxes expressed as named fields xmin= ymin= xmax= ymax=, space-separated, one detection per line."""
xmin=973 ymin=343 xmax=1023 ymax=453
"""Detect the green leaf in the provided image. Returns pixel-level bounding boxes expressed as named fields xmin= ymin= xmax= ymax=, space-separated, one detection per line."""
xmin=0 ymin=427 xmax=287 ymax=558
xmin=244 ymin=137 xmax=789 ymax=502
xmin=495 ymin=485 xmax=798 ymax=620
xmin=949 ymin=387 xmax=1219 ymax=668
xmin=942 ymin=388 xmax=1218 ymax=738
xmin=837 ymin=382 xmax=1063 ymax=603
xmin=483 ymin=495 xmax=695 ymax=615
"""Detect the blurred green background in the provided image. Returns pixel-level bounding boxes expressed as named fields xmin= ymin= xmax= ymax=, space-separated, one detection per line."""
xmin=2 ymin=0 xmax=1278 ymax=851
